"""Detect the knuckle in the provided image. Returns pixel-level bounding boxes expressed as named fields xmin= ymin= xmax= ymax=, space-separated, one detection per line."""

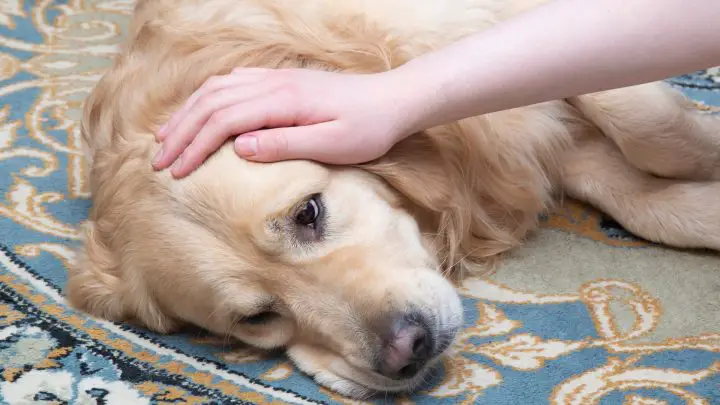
xmin=193 ymin=78 xmax=213 ymax=97
xmin=267 ymin=69 xmax=296 ymax=87
xmin=204 ymin=75 xmax=224 ymax=89
xmin=264 ymin=130 xmax=289 ymax=159
xmin=207 ymin=110 xmax=231 ymax=127
xmin=194 ymin=94 xmax=217 ymax=112
xmin=195 ymin=74 xmax=230 ymax=99
xmin=181 ymin=146 xmax=202 ymax=166
xmin=275 ymin=81 xmax=300 ymax=103
xmin=161 ymin=143 xmax=183 ymax=161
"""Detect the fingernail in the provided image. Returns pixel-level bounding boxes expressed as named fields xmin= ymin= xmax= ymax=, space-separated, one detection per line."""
xmin=235 ymin=136 xmax=257 ymax=156
xmin=152 ymin=148 xmax=164 ymax=165
xmin=171 ymin=155 xmax=183 ymax=173
xmin=156 ymin=124 xmax=168 ymax=141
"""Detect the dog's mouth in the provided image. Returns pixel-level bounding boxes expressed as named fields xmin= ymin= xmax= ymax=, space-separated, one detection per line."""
xmin=331 ymin=329 xmax=459 ymax=398
xmin=329 ymin=359 xmax=439 ymax=399
xmin=286 ymin=312 xmax=462 ymax=399
xmin=320 ymin=286 xmax=464 ymax=398
xmin=268 ymin=270 xmax=465 ymax=399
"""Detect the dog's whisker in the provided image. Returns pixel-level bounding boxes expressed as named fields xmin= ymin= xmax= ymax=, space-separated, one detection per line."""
xmin=221 ymin=312 xmax=242 ymax=352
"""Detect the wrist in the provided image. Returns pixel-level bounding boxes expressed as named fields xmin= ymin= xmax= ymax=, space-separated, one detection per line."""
xmin=376 ymin=61 xmax=449 ymax=142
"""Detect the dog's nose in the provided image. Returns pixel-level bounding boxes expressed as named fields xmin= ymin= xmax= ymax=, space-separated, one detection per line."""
xmin=379 ymin=314 xmax=434 ymax=379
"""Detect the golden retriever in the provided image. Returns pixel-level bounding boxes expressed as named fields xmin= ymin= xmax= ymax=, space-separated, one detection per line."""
xmin=66 ymin=0 xmax=720 ymax=398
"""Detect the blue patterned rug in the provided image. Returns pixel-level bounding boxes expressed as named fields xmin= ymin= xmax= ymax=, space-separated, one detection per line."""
xmin=1 ymin=1 xmax=719 ymax=404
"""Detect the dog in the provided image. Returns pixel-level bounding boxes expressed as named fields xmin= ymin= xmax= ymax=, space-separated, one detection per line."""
xmin=66 ymin=0 xmax=720 ymax=398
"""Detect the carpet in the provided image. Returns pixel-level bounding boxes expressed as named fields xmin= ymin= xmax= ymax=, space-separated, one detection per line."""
xmin=1 ymin=1 xmax=719 ymax=404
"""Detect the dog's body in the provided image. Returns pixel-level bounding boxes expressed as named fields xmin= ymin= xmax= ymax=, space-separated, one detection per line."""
xmin=67 ymin=0 xmax=720 ymax=398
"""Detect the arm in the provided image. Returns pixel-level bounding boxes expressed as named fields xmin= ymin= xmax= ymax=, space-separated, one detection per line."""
xmin=154 ymin=0 xmax=720 ymax=178
xmin=395 ymin=0 xmax=720 ymax=134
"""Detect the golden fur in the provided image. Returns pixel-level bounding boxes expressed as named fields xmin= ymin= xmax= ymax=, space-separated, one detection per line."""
xmin=66 ymin=0 xmax=720 ymax=398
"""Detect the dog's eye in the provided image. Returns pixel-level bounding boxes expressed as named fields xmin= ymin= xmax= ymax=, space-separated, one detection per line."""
xmin=295 ymin=194 xmax=322 ymax=227
xmin=242 ymin=311 xmax=280 ymax=325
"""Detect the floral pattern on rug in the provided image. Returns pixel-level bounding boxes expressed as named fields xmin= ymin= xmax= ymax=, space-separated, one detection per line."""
xmin=1 ymin=1 xmax=719 ymax=404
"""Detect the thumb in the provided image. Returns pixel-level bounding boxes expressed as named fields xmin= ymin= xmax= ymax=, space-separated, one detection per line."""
xmin=234 ymin=122 xmax=353 ymax=164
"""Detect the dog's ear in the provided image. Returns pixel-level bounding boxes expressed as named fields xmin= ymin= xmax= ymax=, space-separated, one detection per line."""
xmin=361 ymin=128 xmax=522 ymax=278
xmin=362 ymin=114 xmax=563 ymax=277
xmin=361 ymin=132 xmax=455 ymax=213
xmin=67 ymin=221 xmax=177 ymax=333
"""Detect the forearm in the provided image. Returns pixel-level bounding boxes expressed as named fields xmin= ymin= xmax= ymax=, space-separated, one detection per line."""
xmin=393 ymin=0 xmax=720 ymax=134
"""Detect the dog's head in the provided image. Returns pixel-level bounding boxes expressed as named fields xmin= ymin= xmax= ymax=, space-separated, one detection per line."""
xmin=67 ymin=0 xmax=562 ymax=398
xmin=69 ymin=137 xmax=466 ymax=396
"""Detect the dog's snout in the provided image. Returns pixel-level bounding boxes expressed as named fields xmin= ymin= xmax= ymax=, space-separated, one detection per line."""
xmin=379 ymin=314 xmax=434 ymax=379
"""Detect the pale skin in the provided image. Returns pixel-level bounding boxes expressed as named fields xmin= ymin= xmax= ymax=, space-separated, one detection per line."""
xmin=153 ymin=0 xmax=720 ymax=179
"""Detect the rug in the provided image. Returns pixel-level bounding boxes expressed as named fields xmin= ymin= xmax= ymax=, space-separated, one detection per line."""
xmin=1 ymin=1 xmax=719 ymax=404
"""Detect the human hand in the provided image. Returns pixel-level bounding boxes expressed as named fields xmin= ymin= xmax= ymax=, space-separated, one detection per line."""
xmin=152 ymin=67 xmax=419 ymax=178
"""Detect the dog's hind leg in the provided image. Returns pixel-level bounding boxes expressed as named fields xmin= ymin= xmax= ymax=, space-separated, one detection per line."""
xmin=568 ymin=81 xmax=720 ymax=181
xmin=561 ymin=135 xmax=720 ymax=251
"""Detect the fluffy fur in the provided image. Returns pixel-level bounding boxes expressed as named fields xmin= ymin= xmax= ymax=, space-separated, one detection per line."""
xmin=66 ymin=0 xmax=720 ymax=398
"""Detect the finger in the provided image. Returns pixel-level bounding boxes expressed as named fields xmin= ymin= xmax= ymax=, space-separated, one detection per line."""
xmin=186 ymin=70 xmax=270 ymax=111
xmin=157 ymin=70 xmax=269 ymax=141
xmin=158 ymin=75 xmax=236 ymax=140
xmin=234 ymin=122 xmax=351 ymax=164
xmin=168 ymin=96 xmax=300 ymax=177
xmin=154 ymin=83 xmax=284 ymax=170
xmin=168 ymin=126 xmax=232 ymax=178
